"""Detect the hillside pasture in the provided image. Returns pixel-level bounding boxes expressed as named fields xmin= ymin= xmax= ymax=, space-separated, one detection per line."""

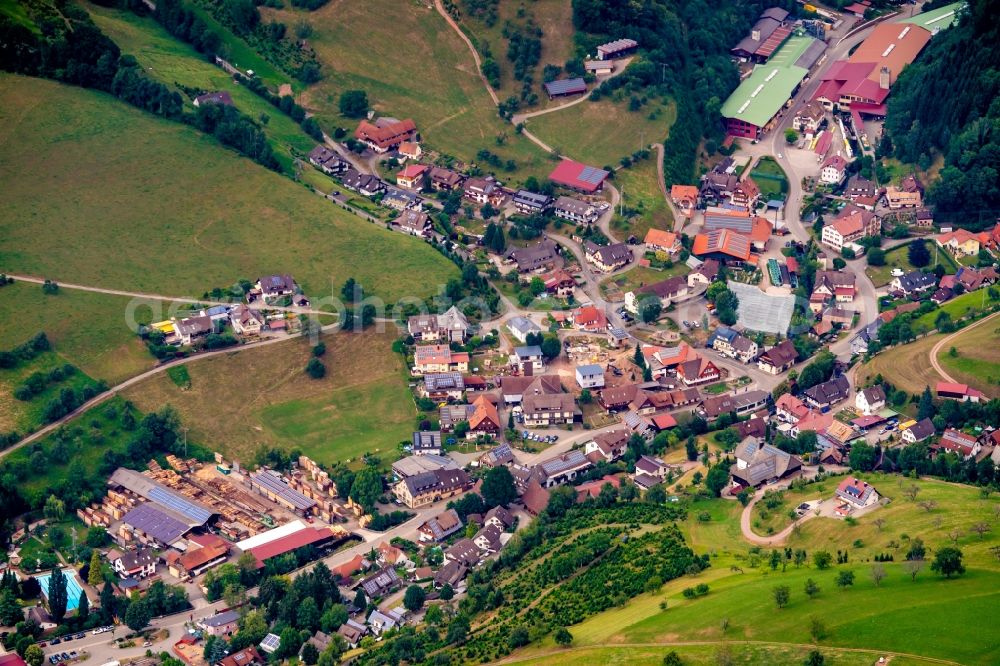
xmin=528 ymin=98 xmax=677 ymax=169
xmin=122 ymin=330 xmax=414 ymax=467
xmin=609 ymin=157 xmax=674 ymax=243
xmin=936 ymin=319 xmax=1000 ymax=397
xmin=0 ymin=74 xmax=456 ymax=302
xmin=272 ymin=0 xmax=550 ymax=180
xmin=856 ymin=333 xmax=946 ymax=399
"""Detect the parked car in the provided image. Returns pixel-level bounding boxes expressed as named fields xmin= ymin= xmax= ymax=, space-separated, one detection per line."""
xmin=74 ymin=633 xmax=85 ymax=640
xmin=51 ymin=639 xmax=61 ymax=646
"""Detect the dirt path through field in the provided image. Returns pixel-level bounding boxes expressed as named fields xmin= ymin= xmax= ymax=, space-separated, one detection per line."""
xmin=929 ymin=310 xmax=1000 ymax=384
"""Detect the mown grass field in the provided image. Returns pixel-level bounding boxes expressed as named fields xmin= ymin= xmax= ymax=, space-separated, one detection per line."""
xmin=0 ymin=74 xmax=456 ymax=302
xmin=457 ymin=0 xmax=575 ymax=103
xmin=504 ymin=644 xmax=902 ymax=666
xmin=911 ymin=288 xmax=1000 ymax=329
xmin=86 ymin=5 xmax=332 ymax=181
xmin=856 ymin=332 xmax=946 ymax=399
xmin=866 ymin=242 xmax=959 ymax=287
xmin=269 ymin=0 xmax=551 ymax=180
xmin=609 ymin=156 xmax=674 ymax=243
xmin=520 ymin=474 xmax=1000 ymax=665
xmin=528 ymin=98 xmax=677 ymax=168
xmin=122 ymin=330 xmax=414 ymax=467
xmin=936 ymin=317 xmax=1000 ymax=397
xmin=0 ymin=282 xmax=162 ymax=384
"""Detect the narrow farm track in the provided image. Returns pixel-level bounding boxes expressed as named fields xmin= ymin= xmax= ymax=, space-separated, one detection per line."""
xmin=494 ymin=641 xmax=965 ymax=666
xmin=651 ymin=143 xmax=686 ymax=233
xmin=0 ymin=322 xmax=343 ymax=460
xmin=433 ymin=0 xmax=499 ymax=106
xmin=4 ymin=273 xmax=334 ymax=316
xmin=928 ymin=310 xmax=1000 ymax=384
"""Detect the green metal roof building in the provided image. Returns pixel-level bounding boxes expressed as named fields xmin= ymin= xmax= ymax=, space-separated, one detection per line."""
xmin=899 ymin=2 xmax=965 ymax=32
xmin=721 ymin=35 xmax=822 ymax=139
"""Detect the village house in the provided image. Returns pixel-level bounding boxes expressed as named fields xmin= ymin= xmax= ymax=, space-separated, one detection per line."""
xmin=407 ymin=306 xmax=470 ymax=343
xmin=398 ymin=142 xmax=421 ymax=160
xmin=890 ymin=271 xmax=936 ymax=297
xmin=506 ymin=315 xmax=542 ymax=344
xmin=700 ymin=165 xmax=739 ymax=205
xmin=479 ymin=444 xmax=515 ymax=469
xmin=812 ymin=270 xmax=857 ymax=310
xmin=367 ymin=608 xmax=407 ymax=636
xmin=429 ymin=167 xmax=464 ymax=192
xmin=173 ymin=315 xmax=213 ymax=346
xmin=354 ymin=118 xmax=417 ymax=153
xmin=697 ymin=390 xmax=770 ymax=420
xmin=308 ymin=145 xmax=348 ymax=175
xmin=572 ymin=305 xmax=608 ymax=332
xmin=855 ymin=385 xmax=886 ymax=415
xmin=901 ymin=418 xmax=935 ymax=444
xmin=624 ymin=276 xmax=689 ymax=315
xmin=792 ymin=101 xmax=825 ymax=135
xmin=359 ymin=566 xmax=402 ymax=599
xmin=222 ymin=646 xmax=263 ymax=666
xmin=803 ymin=375 xmax=851 ymax=411
xmin=381 ymin=186 xmax=421 ymax=211
xmin=688 ymin=259 xmax=720 ymax=287
xmin=584 ymin=429 xmax=630 ymax=463
xmin=472 ymin=523 xmax=503 ymax=554
xmin=584 ymin=241 xmax=633 ymax=272
xmin=463 ymin=177 xmax=505 ymax=206
xmin=412 ymin=431 xmax=443 ymax=456
xmin=775 ymin=393 xmax=811 ymax=423
xmin=112 ymin=548 xmax=157 ymax=579
xmin=439 ymin=403 xmax=475 ymax=431
xmin=644 ymin=229 xmax=681 ymax=254
xmin=500 ymin=375 xmax=562 ymax=405
xmin=253 ymin=274 xmax=297 ymax=304
xmin=851 ymin=319 xmax=883 ymax=355
xmin=845 ymin=174 xmax=877 ymax=200
xmin=553 ymin=196 xmax=600 ymax=225
xmin=541 ymin=268 xmax=576 ymax=298
xmin=819 ymin=155 xmax=849 ymax=185
xmin=412 ymin=344 xmax=470 ymax=375
xmin=836 ymin=477 xmax=879 ymax=509
xmin=756 ymin=339 xmax=797 ymax=374
xmin=506 ymin=238 xmax=560 ymax=272
xmin=544 ymin=77 xmax=587 ymax=99
xmin=229 ymin=305 xmax=264 ymax=336
xmin=444 ymin=539 xmax=481 ymax=568
xmin=512 ymin=190 xmax=552 ymax=215
xmin=933 ymin=430 xmax=982 ymax=460
xmin=575 ymin=364 xmax=605 ymax=389
xmin=337 ymin=620 xmax=368 ymax=649
xmin=707 ymin=326 xmax=759 ymax=363
xmin=730 ymin=438 xmax=802 ymax=489
xmin=885 ymin=185 xmax=921 ymax=209
xmin=393 ymin=468 xmax=472 ymax=508
xmin=198 ymin=610 xmax=240 ymax=637
xmin=691 ymin=229 xmax=753 ymax=265
xmin=535 ymin=450 xmax=592 ymax=487
xmin=522 ymin=385 xmax=577 ymax=427
xmin=730 ymin=178 xmax=761 ymax=209
xmin=396 ymin=164 xmax=429 ymax=189
xmin=341 ymin=168 xmax=384 ymax=196
xmin=417 ymin=509 xmax=463 ymax=542
xmin=670 ymin=185 xmax=699 ymax=216
xmin=395 ymin=210 xmax=432 ymax=237
xmin=677 ymin=356 xmax=721 ymax=387
xmin=936 ymin=228 xmax=990 ymax=257
xmin=509 ymin=345 xmax=545 ymax=374
xmin=467 ymin=395 xmax=502 ymax=438
xmin=821 ymin=207 xmax=880 ymax=252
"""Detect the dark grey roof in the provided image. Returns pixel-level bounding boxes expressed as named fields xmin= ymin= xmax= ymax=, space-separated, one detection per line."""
xmin=513 ymin=190 xmax=552 ymax=208
xmin=906 ymin=418 xmax=936 ymax=441
xmin=544 ymin=78 xmax=587 ymax=96
xmin=359 ymin=567 xmax=400 ymax=597
xmin=121 ymin=503 xmax=190 ymax=545
xmin=412 ymin=431 xmax=442 ymax=450
xmin=109 ymin=468 xmax=214 ymax=525
xmin=249 ymin=470 xmax=316 ymax=511
xmin=803 ymin=375 xmax=851 ymax=406
xmin=424 ymin=372 xmax=464 ymax=391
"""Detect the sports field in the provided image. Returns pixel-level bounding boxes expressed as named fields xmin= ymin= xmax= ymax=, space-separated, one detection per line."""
xmin=122 ymin=330 xmax=415 ymax=467
xmin=268 ymin=0 xmax=550 ymax=180
xmin=750 ymin=156 xmax=788 ymax=201
xmin=0 ymin=74 xmax=456 ymax=302
xmin=529 ymin=98 xmax=677 ymax=168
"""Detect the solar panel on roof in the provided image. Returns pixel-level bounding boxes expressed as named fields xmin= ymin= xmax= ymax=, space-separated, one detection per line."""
xmin=146 ymin=486 xmax=213 ymax=525
xmin=122 ymin=503 xmax=190 ymax=544
xmin=578 ymin=166 xmax=609 ymax=185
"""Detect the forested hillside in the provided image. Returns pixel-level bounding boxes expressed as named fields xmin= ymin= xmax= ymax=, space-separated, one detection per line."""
xmin=571 ymin=0 xmax=795 ymax=185
xmin=883 ymin=0 xmax=1000 ymax=227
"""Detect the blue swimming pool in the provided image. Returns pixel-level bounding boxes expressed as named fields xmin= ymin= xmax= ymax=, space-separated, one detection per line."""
xmin=36 ymin=570 xmax=84 ymax=611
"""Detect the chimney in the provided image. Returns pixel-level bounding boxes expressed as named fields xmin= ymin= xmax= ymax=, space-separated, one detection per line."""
xmin=879 ymin=67 xmax=890 ymax=90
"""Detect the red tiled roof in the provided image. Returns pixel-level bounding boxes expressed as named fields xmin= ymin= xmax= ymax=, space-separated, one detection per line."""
xmin=247 ymin=527 xmax=335 ymax=568
xmin=548 ymin=159 xmax=609 ymax=193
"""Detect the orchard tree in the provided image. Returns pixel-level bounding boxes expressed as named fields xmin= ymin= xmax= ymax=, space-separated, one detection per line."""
xmin=804 ymin=578 xmax=820 ymax=599
xmin=773 ymin=584 xmax=790 ymax=608
xmin=931 ymin=547 xmax=965 ymax=578
xmin=403 ymin=584 xmax=426 ymax=612
xmin=835 ymin=570 xmax=855 ymax=589
xmin=554 ymin=627 xmax=573 ymax=646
